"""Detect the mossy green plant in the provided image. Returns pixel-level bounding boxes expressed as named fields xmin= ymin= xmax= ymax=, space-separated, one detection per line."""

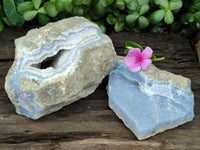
xmin=0 ymin=0 xmax=199 ymax=36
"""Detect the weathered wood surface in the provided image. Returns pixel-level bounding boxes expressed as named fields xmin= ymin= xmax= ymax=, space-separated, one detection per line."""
xmin=0 ymin=27 xmax=200 ymax=149
xmin=193 ymin=32 xmax=200 ymax=64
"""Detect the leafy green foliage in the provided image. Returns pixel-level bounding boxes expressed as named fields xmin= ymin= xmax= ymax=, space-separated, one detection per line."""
xmin=37 ymin=13 xmax=49 ymax=25
xmin=164 ymin=10 xmax=174 ymax=24
xmin=44 ymin=2 xmax=58 ymax=17
xmin=32 ymin=0 xmax=41 ymax=9
xmin=3 ymin=0 xmax=24 ymax=27
xmin=0 ymin=0 xmax=198 ymax=37
xmin=150 ymin=9 xmax=165 ymax=24
xmin=176 ymin=0 xmax=200 ymax=36
xmin=17 ymin=2 xmax=34 ymax=14
xmin=0 ymin=19 xmax=4 ymax=31
xmin=24 ymin=10 xmax=37 ymax=21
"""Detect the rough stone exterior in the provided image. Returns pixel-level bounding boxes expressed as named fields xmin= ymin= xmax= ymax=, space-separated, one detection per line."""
xmin=5 ymin=17 xmax=116 ymax=119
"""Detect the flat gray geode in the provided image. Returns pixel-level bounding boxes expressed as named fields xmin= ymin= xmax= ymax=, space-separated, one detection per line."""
xmin=108 ymin=58 xmax=194 ymax=140
xmin=5 ymin=17 xmax=116 ymax=119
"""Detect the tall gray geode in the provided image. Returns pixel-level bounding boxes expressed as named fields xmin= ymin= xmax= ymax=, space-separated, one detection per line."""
xmin=5 ymin=17 xmax=116 ymax=119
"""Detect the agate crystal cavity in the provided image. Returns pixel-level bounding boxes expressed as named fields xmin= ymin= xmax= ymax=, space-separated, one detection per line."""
xmin=5 ymin=17 xmax=116 ymax=119
xmin=108 ymin=58 xmax=194 ymax=140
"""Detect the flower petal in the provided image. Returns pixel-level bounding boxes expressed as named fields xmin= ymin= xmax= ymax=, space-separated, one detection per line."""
xmin=141 ymin=46 xmax=153 ymax=59
xmin=141 ymin=59 xmax=152 ymax=70
xmin=129 ymin=62 xmax=141 ymax=72
xmin=128 ymin=48 xmax=141 ymax=57
xmin=124 ymin=55 xmax=137 ymax=66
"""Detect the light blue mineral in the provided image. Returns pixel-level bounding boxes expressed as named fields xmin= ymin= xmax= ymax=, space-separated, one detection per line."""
xmin=108 ymin=58 xmax=194 ymax=140
xmin=5 ymin=17 xmax=116 ymax=119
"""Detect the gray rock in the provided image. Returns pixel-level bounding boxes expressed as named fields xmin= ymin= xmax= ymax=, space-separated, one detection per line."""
xmin=108 ymin=58 xmax=194 ymax=140
xmin=5 ymin=17 xmax=116 ymax=119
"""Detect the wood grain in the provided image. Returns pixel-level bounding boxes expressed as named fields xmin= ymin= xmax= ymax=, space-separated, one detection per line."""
xmin=0 ymin=28 xmax=200 ymax=149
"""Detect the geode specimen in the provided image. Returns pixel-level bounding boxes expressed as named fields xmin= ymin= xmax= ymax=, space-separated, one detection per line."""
xmin=108 ymin=58 xmax=194 ymax=140
xmin=5 ymin=17 xmax=116 ymax=119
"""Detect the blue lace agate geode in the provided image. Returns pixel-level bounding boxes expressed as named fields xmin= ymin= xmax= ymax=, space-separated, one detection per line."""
xmin=5 ymin=17 xmax=116 ymax=119
xmin=108 ymin=58 xmax=194 ymax=140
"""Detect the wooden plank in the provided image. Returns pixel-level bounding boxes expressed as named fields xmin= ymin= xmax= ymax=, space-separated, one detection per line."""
xmin=0 ymin=28 xmax=24 ymax=60
xmin=0 ymin=61 xmax=12 ymax=90
xmin=0 ymin=142 xmax=52 ymax=150
xmin=0 ymin=30 xmax=200 ymax=149
xmin=57 ymin=139 xmax=162 ymax=150
xmin=193 ymin=32 xmax=200 ymax=64
xmin=0 ymin=26 xmax=39 ymax=60
xmin=1 ymin=138 xmax=200 ymax=150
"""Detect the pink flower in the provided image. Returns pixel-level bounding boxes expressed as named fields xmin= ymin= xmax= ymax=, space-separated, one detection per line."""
xmin=124 ymin=47 xmax=153 ymax=72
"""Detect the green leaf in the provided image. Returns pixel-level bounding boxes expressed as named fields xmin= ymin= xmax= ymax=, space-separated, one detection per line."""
xmin=125 ymin=41 xmax=143 ymax=50
xmin=99 ymin=0 xmax=107 ymax=7
xmin=37 ymin=13 xmax=49 ymax=25
xmin=3 ymin=0 xmax=25 ymax=28
xmin=116 ymin=14 xmax=125 ymax=21
xmin=55 ymin=0 xmax=63 ymax=12
xmin=104 ymin=7 xmax=111 ymax=13
xmin=82 ymin=0 xmax=92 ymax=5
xmin=115 ymin=0 xmax=125 ymax=10
xmin=112 ymin=9 xmax=120 ymax=16
xmin=195 ymin=12 xmax=200 ymax=23
xmin=32 ymin=0 xmax=41 ymax=9
xmin=139 ymin=4 xmax=149 ymax=15
xmin=193 ymin=2 xmax=200 ymax=11
xmin=105 ymin=0 xmax=115 ymax=5
xmin=138 ymin=16 xmax=149 ymax=28
xmin=23 ymin=10 xmax=37 ymax=21
xmin=106 ymin=14 xmax=117 ymax=25
xmin=38 ymin=7 xmax=46 ymax=14
xmin=124 ymin=0 xmax=132 ymax=3
xmin=125 ymin=0 xmax=138 ymax=11
xmin=62 ymin=0 xmax=72 ymax=4
xmin=91 ymin=0 xmax=100 ymax=5
xmin=158 ymin=0 xmax=168 ymax=9
xmin=64 ymin=4 xmax=72 ymax=12
xmin=151 ymin=26 xmax=164 ymax=33
xmin=136 ymin=0 xmax=149 ymax=6
xmin=44 ymin=2 xmax=59 ymax=17
xmin=73 ymin=6 xmax=84 ymax=16
xmin=17 ymin=2 xmax=34 ymax=14
xmin=2 ymin=17 xmax=13 ymax=26
xmin=73 ymin=0 xmax=82 ymax=5
xmin=150 ymin=9 xmax=165 ymax=24
xmin=63 ymin=0 xmax=73 ymax=12
xmin=0 ymin=19 xmax=4 ymax=31
xmin=196 ymin=23 xmax=200 ymax=29
xmin=169 ymin=0 xmax=183 ymax=11
xmin=96 ymin=21 xmax=106 ymax=33
xmin=126 ymin=13 xmax=138 ymax=24
xmin=186 ymin=13 xmax=195 ymax=23
xmin=114 ymin=21 xmax=124 ymax=32
xmin=15 ymin=0 xmax=24 ymax=7
xmin=94 ymin=2 xmax=104 ymax=17
xmin=0 ymin=5 xmax=4 ymax=17
xmin=99 ymin=24 xmax=106 ymax=33
xmin=154 ymin=0 xmax=159 ymax=5
xmin=164 ymin=10 xmax=174 ymax=24
xmin=124 ymin=48 xmax=130 ymax=54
